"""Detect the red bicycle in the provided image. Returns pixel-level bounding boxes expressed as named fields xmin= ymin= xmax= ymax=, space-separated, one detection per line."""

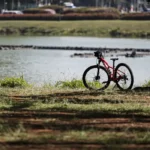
xmin=82 ymin=51 xmax=134 ymax=91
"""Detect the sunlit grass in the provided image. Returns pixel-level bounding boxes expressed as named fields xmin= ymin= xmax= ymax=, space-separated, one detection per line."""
xmin=0 ymin=82 xmax=150 ymax=147
xmin=0 ymin=76 xmax=30 ymax=88
xmin=55 ymin=79 xmax=85 ymax=89
xmin=0 ymin=78 xmax=149 ymax=145
xmin=0 ymin=20 xmax=150 ymax=37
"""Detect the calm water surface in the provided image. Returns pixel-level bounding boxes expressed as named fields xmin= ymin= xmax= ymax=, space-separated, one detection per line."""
xmin=0 ymin=36 xmax=150 ymax=86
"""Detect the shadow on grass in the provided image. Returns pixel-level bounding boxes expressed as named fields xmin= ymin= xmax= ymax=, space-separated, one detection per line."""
xmin=0 ymin=91 xmax=150 ymax=149
xmin=9 ymin=90 xmax=106 ymax=98
xmin=0 ymin=113 xmax=150 ymax=132
xmin=41 ymin=98 xmax=126 ymax=104
xmin=0 ymin=107 xmax=149 ymax=119
xmin=4 ymin=90 xmax=147 ymax=105
xmin=0 ymin=90 xmax=149 ymax=134
xmin=0 ymin=100 xmax=35 ymax=111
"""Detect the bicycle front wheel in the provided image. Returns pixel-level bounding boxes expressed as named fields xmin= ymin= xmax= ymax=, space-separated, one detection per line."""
xmin=82 ymin=65 xmax=110 ymax=90
xmin=115 ymin=63 xmax=134 ymax=90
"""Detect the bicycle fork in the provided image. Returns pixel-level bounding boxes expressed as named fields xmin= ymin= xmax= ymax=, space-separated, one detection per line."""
xmin=95 ymin=60 xmax=101 ymax=80
xmin=96 ymin=60 xmax=108 ymax=84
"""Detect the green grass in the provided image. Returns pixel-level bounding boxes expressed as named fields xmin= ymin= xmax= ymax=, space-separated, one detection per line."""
xmin=0 ymin=76 xmax=30 ymax=88
xmin=142 ymin=79 xmax=150 ymax=87
xmin=0 ymin=80 xmax=150 ymax=149
xmin=0 ymin=20 xmax=150 ymax=37
xmin=55 ymin=79 xmax=85 ymax=89
xmin=0 ymin=88 xmax=150 ymax=147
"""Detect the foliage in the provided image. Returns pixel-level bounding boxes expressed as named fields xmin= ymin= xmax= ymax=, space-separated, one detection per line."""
xmin=1 ymin=11 xmax=150 ymax=21
xmin=0 ymin=13 xmax=119 ymax=20
xmin=62 ymin=13 xmax=119 ymax=20
xmin=0 ymin=76 xmax=29 ymax=88
xmin=121 ymin=13 xmax=150 ymax=20
xmin=23 ymin=5 xmax=63 ymax=14
xmin=23 ymin=9 xmax=53 ymax=14
xmin=23 ymin=6 xmax=119 ymax=15
xmin=142 ymin=80 xmax=150 ymax=87
xmin=39 ymin=5 xmax=64 ymax=13
xmin=63 ymin=7 xmax=120 ymax=14
xmin=55 ymin=79 xmax=85 ymax=89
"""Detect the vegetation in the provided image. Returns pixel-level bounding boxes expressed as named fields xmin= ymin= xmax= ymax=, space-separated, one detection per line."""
xmin=23 ymin=5 xmax=64 ymax=14
xmin=0 ymin=20 xmax=150 ymax=38
xmin=23 ymin=6 xmax=119 ymax=15
xmin=0 ymin=6 xmax=150 ymax=38
xmin=0 ymin=84 xmax=150 ymax=149
xmin=48 ymin=0 xmax=129 ymax=8
xmin=0 ymin=76 xmax=30 ymax=88
xmin=62 ymin=7 xmax=119 ymax=14
xmin=142 ymin=79 xmax=150 ymax=87
xmin=55 ymin=79 xmax=85 ymax=89
xmin=1 ymin=12 xmax=150 ymax=21
xmin=0 ymin=13 xmax=119 ymax=21
xmin=121 ymin=13 xmax=150 ymax=20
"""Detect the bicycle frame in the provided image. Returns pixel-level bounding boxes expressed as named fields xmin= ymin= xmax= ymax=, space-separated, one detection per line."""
xmin=98 ymin=57 xmax=125 ymax=82
xmin=83 ymin=51 xmax=134 ymax=91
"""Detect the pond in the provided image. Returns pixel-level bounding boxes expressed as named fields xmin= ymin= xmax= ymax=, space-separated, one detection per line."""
xmin=0 ymin=36 xmax=150 ymax=87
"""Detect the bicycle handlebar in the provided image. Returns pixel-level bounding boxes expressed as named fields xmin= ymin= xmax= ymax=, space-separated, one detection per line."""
xmin=94 ymin=51 xmax=103 ymax=58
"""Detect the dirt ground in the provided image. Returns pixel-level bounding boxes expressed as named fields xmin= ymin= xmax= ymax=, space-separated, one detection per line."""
xmin=0 ymin=90 xmax=150 ymax=150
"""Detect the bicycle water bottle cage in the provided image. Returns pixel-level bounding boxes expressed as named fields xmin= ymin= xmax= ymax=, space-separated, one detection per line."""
xmin=94 ymin=51 xmax=102 ymax=58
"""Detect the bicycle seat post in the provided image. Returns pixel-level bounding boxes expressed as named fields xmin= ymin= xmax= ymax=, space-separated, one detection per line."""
xmin=110 ymin=58 xmax=119 ymax=69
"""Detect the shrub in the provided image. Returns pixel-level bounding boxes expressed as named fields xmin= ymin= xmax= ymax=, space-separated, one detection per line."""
xmin=0 ymin=14 xmax=59 ymax=21
xmin=23 ymin=5 xmax=63 ymax=14
xmin=23 ymin=6 xmax=119 ymax=16
xmin=0 ymin=13 xmax=119 ymax=20
xmin=109 ymin=28 xmax=121 ymax=37
xmin=0 ymin=76 xmax=29 ymax=88
xmin=55 ymin=79 xmax=85 ymax=89
xmin=121 ymin=13 xmax=150 ymax=20
xmin=40 ymin=5 xmax=64 ymax=13
xmin=23 ymin=9 xmax=50 ymax=14
xmin=142 ymin=80 xmax=150 ymax=87
xmin=62 ymin=13 xmax=119 ymax=20
xmin=63 ymin=7 xmax=120 ymax=15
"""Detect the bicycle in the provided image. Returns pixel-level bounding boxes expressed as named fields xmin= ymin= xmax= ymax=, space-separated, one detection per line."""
xmin=82 ymin=51 xmax=134 ymax=91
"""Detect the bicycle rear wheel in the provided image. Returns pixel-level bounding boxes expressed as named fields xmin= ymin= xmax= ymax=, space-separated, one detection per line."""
xmin=115 ymin=63 xmax=134 ymax=90
xmin=82 ymin=65 xmax=110 ymax=90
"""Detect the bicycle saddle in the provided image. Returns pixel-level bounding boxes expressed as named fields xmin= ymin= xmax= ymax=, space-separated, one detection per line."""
xmin=110 ymin=58 xmax=119 ymax=61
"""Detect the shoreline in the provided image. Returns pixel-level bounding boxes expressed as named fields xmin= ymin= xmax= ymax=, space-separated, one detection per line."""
xmin=0 ymin=20 xmax=150 ymax=38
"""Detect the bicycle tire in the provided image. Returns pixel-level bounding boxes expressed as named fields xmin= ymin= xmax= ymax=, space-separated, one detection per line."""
xmin=115 ymin=63 xmax=134 ymax=90
xmin=82 ymin=65 xmax=110 ymax=90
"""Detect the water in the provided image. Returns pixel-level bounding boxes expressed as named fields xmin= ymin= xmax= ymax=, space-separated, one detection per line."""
xmin=0 ymin=36 xmax=150 ymax=49
xmin=0 ymin=36 xmax=150 ymax=86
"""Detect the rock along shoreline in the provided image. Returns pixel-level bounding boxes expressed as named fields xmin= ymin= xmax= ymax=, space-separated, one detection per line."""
xmin=0 ymin=45 xmax=150 ymax=58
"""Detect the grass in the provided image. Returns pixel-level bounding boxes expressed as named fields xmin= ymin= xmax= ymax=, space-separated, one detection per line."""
xmin=0 ymin=80 xmax=150 ymax=149
xmin=0 ymin=20 xmax=150 ymax=37
xmin=0 ymin=76 xmax=30 ymax=88
xmin=142 ymin=79 xmax=150 ymax=87
xmin=55 ymin=79 xmax=85 ymax=89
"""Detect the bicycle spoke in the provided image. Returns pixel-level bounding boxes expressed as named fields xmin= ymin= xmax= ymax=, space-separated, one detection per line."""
xmin=115 ymin=63 xmax=134 ymax=90
xmin=83 ymin=66 xmax=110 ymax=90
